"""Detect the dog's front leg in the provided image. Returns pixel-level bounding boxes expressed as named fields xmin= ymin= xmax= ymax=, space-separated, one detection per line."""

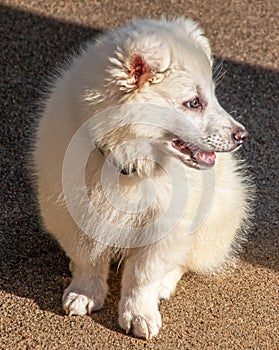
xmin=118 ymin=250 xmax=173 ymax=339
xmin=62 ymin=254 xmax=109 ymax=316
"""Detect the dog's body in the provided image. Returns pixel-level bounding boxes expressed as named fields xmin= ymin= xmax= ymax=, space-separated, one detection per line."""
xmin=34 ymin=18 xmax=252 ymax=339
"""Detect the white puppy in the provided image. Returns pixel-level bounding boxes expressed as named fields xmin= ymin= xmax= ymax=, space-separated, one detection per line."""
xmin=33 ymin=18 xmax=253 ymax=339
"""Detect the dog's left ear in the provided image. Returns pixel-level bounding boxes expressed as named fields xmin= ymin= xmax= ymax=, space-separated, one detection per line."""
xmin=108 ymin=37 xmax=171 ymax=92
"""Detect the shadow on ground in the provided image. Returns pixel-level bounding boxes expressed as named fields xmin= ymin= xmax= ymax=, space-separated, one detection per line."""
xmin=0 ymin=5 xmax=278 ymax=324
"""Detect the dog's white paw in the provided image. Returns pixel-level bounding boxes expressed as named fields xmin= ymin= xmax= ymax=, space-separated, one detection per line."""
xmin=63 ymin=292 xmax=97 ymax=316
xmin=62 ymin=283 xmax=106 ymax=316
xmin=119 ymin=299 xmax=162 ymax=339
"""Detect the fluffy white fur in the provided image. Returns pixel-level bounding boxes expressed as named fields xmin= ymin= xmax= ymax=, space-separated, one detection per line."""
xmin=33 ymin=18 xmax=253 ymax=339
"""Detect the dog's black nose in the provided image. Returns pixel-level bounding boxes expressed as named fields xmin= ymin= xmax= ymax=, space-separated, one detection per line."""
xmin=233 ymin=128 xmax=248 ymax=144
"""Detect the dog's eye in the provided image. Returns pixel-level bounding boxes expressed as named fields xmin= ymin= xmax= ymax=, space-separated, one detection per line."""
xmin=183 ymin=97 xmax=202 ymax=110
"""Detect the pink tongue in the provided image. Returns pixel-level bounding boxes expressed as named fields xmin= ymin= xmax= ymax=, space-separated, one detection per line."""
xmin=196 ymin=151 xmax=216 ymax=165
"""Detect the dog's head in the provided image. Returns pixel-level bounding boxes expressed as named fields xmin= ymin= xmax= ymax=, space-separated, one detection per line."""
xmin=87 ymin=18 xmax=248 ymax=174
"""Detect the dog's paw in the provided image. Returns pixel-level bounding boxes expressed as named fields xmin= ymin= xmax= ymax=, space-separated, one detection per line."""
xmin=62 ymin=284 xmax=106 ymax=316
xmin=118 ymin=298 xmax=162 ymax=339
xmin=63 ymin=292 xmax=97 ymax=316
xmin=119 ymin=307 xmax=162 ymax=339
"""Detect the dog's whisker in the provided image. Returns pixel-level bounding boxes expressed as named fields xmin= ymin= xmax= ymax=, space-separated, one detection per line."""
xmin=213 ymin=58 xmax=226 ymax=84
xmin=214 ymin=69 xmax=227 ymax=86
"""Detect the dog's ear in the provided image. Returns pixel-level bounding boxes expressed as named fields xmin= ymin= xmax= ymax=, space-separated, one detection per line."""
xmin=108 ymin=37 xmax=171 ymax=92
xmin=184 ymin=19 xmax=213 ymax=65
xmin=177 ymin=18 xmax=212 ymax=65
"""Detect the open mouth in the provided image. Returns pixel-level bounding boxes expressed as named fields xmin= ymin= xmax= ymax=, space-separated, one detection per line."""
xmin=171 ymin=139 xmax=216 ymax=168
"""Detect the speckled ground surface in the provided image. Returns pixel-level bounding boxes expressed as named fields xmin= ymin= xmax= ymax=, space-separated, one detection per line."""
xmin=0 ymin=1 xmax=278 ymax=349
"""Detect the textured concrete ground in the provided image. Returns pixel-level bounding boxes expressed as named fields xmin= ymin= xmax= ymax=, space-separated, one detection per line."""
xmin=0 ymin=1 xmax=278 ymax=349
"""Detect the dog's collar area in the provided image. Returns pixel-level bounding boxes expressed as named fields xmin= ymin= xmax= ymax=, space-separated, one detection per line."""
xmin=95 ymin=143 xmax=105 ymax=156
xmin=121 ymin=167 xmax=136 ymax=175
xmin=95 ymin=143 xmax=136 ymax=175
